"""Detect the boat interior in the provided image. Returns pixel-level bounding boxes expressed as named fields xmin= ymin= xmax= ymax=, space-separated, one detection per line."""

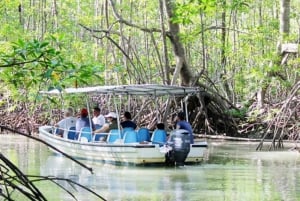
xmin=54 ymin=126 xmax=168 ymax=145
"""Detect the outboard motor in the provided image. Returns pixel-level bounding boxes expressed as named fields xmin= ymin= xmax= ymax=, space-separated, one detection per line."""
xmin=165 ymin=129 xmax=190 ymax=166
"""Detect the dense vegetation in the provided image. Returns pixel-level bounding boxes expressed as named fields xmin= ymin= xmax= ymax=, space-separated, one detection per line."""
xmin=0 ymin=0 xmax=298 ymax=148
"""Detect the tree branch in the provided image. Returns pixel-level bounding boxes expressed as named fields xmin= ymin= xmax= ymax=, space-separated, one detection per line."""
xmin=80 ymin=24 xmax=138 ymax=71
xmin=108 ymin=0 xmax=162 ymax=33
xmin=0 ymin=53 xmax=44 ymax=68
xmin=28 ymin=175 xmax=106 ymax=200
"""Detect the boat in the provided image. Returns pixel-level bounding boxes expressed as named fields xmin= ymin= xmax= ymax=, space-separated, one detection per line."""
xmin=38 ymin=84 xmax=208 ymax=166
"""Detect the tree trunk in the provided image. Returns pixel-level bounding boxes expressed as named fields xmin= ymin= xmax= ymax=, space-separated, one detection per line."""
xmin=159 ymin=0 xmax=171 ymax=85
xmin=280 ymin=0 xmax=290 ymax=35
xmin=220 ymin=0 xmax=233 ymax=102
xmin=163 ymin=0 xmax=193 ymax=86
xmin=257 ymin=0 xmax=290 ymax=109
xmin=51 ymin=0 xmax=58 ymax=31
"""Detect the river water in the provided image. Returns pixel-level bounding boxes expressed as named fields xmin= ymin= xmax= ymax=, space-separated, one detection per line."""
xmin=1 ymin=134 xmax=300 ymax=201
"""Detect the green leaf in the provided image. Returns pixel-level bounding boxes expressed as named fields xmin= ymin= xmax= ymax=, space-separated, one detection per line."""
xmin=44 ymin=69 xmax=53 ymax=79
xmin=40 ymin=41 xmax=49 ymax=48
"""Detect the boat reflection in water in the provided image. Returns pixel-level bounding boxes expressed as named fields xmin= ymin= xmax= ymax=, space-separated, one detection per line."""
xmin=2 ymin=135 xmax=300 ymax=201
xmin=39 ymin=141 xmax=300 ymax=201
xmin=40 ymin=154 xmax=205 ymax=201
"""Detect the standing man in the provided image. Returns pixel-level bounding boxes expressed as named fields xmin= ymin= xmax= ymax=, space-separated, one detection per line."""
xmin=92 ymin=107 xmax=105 ymax=128
xmin=55 ymin=107 xmax=77 ymax=138
xmin=175 ymin=111 xmax=194 ymax=144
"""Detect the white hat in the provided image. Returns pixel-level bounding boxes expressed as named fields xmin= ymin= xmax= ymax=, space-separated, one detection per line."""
xmin=105 ymin=112 xmax=117 ymax=119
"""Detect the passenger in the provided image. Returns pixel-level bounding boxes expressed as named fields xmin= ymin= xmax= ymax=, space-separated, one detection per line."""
xmin=175 ymin=111 xmax=194 ymax=144
xmin=120 ymin=111 xmax=137 ymax=129
xmin=93 ymin=112 xmax=119 ymax=135
xmin=55 ymin=107 xmax=77 ymax=138
xmin=156 ymin=122 xmax=165 ymax=130
xmin=75 ymin=108 xmax=95 ymax=134
xmin=92 ymin=107 xmax=105 ymax=128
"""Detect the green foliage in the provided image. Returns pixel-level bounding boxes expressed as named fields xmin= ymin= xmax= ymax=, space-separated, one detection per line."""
xmin=226 ymin=107 xmax=248 ymax=119
xmin=173 ymin=0 xmax=217 ymax=25
xmin=0 ymin=0 xmax=298 ymax=112
xmin=227 ymin=0 xmax=250 ymax=11
xmin=0 ymin=39 xmax=61 ymax=91
xmin=0 ymin=37 xmax=105 ymax=105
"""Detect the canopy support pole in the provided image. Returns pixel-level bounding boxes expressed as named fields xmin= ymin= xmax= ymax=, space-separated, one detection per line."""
xmin=85 ymin=97 xmax=93 ymax=132
xmin=184 ymin=95 xmax=189 ymax=123
xmin=154 ymin=90 xmax=160 ymax=123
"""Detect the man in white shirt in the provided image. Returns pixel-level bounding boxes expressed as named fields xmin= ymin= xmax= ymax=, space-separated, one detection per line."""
xmin=92 ymin=107 xmax=105 ymax=128
xmin=55 ymin=108 xmax=77 ymax=138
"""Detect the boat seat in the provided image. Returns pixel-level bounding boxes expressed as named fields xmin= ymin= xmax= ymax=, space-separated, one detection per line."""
xmin=67 ymin=126 xmax=76 ymax=140
xmin=123 ymin=130 xmax=138 ymax=143
xmin=107 ymin=129 xmax=121 ymax=143
xmin=95 ymin=124 xmax=102 ymax=130
xmin=93 ymin=133 xmax=107 ymax=142
xmin=121 ymin=127 xmax=134 ymax=138
xmin=151 ymin=129 xmax=167 ymax=146
xmin=52 ymin=127 xmax=62 ymax=135
xmin=78 ymin=127 xmax=93 ymax=142
xmin=137 ymin=127 xmax=150 ymax=142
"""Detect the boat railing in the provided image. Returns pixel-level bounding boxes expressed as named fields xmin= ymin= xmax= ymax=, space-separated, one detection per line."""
xmin=121 ymin=127 xmax=134 ymax=138
xmin=51 ymin=126 xmax=166 ymax=145
xmin=78 ymin=127 xmax=93 ymax=142
xmin=51 ymin=126 xmax=76 ymax=140
xmin=107 ymin=129 xmax=122 ymax=143
xmin=67 ymin=126 xmax=76 ymax=140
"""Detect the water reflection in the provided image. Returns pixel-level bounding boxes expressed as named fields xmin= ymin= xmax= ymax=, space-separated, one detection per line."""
xmin=208 ymin=141 xmax=300 ymax=201
xmin=2 ymin=136 xmax=300 ymax=201
xmin=40 ymin=155 xmax=208 ymax=201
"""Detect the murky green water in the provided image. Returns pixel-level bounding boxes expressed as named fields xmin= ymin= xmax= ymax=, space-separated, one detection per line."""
xmin=1 ymin=135 xmax=300 ymax=201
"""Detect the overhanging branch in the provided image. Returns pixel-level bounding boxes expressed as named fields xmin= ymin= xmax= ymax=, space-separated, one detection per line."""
xmin=0 ymin=53 xmax=44 ymax=68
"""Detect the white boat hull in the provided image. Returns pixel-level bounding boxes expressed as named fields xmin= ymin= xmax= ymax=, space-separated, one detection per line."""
xmin=39 ymin=126 xmax=208 ymax=165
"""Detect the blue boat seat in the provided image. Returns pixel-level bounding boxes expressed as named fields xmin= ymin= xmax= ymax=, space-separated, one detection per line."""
xmin=151 ymin=129 xmax=167 ymax=146
xmin=93 ymin=133 xmax=107 ymax=142
xmin=137 ymin=127 xmax=150 ymax=142
xmin=123 ymin=130 xmax=138 ymax=143
xmin=107 ymin=129 xmax=121 ymax=143
xmin=78 ymin=127 xmax=93 ymax=142
xmin=67 ymin=126 xmax=76 ymax=140
xmin=52 ymin=127 xmax=61 ymax=135
xmin=121 ymin=127 xmax=134 ymax=138
xmin=95 ymin=124 xmax=102 ymax=130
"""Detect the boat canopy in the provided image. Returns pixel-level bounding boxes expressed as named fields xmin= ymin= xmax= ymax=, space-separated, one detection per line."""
xmin=40 ymin=84 xmax=200 ymax=97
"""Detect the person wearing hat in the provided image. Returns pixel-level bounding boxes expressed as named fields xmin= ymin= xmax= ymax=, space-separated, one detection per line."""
xmin=75 ymin=108 xmax=95 ymax=134
xmin=55 ymin=107 xmax=77 ymax=138
xmin=93 ymin=112 xmax=119 ymax=138
xmin=175 ymin=111 xmax=194 ymax=144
